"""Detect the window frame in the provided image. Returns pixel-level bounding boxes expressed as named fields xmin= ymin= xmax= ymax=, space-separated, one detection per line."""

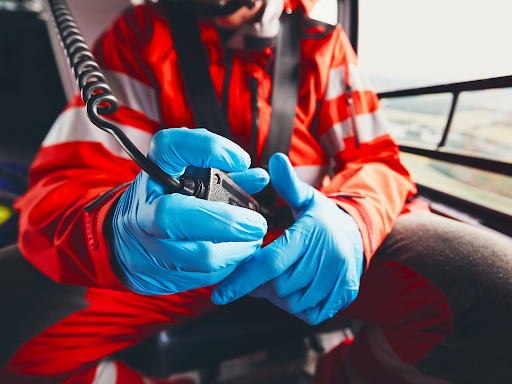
xmin=378 ymin=76 xmax=512 ymax=177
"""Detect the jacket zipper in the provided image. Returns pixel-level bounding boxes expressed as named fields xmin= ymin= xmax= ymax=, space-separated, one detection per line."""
xmin=347 ymin=85 xmax=360 ymax=149
xmin=249 ymin=76 xmax=259 ymax=168
xmin=222 ymin=49 xmax=234 ymax=130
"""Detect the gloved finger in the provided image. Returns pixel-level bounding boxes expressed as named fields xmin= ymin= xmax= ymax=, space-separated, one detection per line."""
xmin=269 ymin=153 xmax=313 ymax=213
xmin=143 ymin=235 xmax=263 ymax=273
xmin=124 ymin=257 xmax=250 ymax=296
xmin=247 ymin=248 xmax=318 ymax=299
xmin=294 ymin=277 xmax=359 ymax=326
xmin=247 ymin=281 xmax=276 ymax=298
xmin=228 ymin=168 xmax=270 ymax=195
xmin=148 ymin=128 xmax=251 ymax=179
xmin=266 ymin=240 xmax=319 ymax=298
xmin=268 ymin=255 xmax=347 ymax=314
xmin=164 ymin=263 xmax=243 ymax=293
xmin=138 ymin=192 xmax=267 ymax=242
xmin=211 ymin=223 xmax=308 ymax=305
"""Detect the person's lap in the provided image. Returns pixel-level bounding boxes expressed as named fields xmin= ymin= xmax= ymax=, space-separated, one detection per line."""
xmin=3 ymin=212 xmax=512 ymax=383
xmin=318 ymin=211 xmax=512 ymax=383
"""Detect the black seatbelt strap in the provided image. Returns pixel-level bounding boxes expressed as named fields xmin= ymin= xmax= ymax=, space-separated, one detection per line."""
xmin=251 ymin=11 xmax=301 ymax=230
xmin=260 ymin=12 xmax=301 ymax=169
xmin=163 ymin=2 xmax=232 ymax=140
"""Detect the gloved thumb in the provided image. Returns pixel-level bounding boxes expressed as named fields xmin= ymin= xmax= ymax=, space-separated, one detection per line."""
xmin=269 ymin=153 xmax=314 ymax=212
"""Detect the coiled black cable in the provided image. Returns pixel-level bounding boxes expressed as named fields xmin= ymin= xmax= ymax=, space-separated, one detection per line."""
xmin=47 ymin=0 xmax=182 ymax=192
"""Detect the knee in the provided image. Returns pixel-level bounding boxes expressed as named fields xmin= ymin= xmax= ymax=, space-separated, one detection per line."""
xmin=379 ymin=212 xmax=512 ymax=312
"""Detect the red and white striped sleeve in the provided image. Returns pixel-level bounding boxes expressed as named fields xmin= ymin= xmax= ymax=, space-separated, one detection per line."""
xmin=14 ymin=6 xmax=161 ymax=290
xmin=316 ymin=26 xmax=418 ymax=268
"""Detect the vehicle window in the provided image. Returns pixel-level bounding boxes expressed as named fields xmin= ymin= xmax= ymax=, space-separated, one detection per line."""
xmin=358 ymin=0 xmax=512 ymax=93
xmin=445 ymin=88 xmax=512 ymax=163
xmin=358 ymin=0 xmax=512 ymax=214
xmin=401 ymin=153 xmax=512 ymax=216
xmin=380 ymin=93 xmax=453 ymax=147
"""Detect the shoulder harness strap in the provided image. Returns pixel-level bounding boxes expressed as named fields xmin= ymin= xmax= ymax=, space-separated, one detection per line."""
xmin=163 ymin=2 xmax=232 ymax=140
xmin=259 ymin=11 xmax=302 ymax=169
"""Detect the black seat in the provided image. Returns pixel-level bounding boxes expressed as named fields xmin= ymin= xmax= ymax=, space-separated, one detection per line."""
xmin=116 ymin=294 xmax=350 ymax=379
xmin=0 ymin=244 xmax=89 ymax=369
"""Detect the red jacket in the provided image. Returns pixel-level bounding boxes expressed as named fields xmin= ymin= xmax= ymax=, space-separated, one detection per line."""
xmin=15 ymin=2 xmax=418 ymax=291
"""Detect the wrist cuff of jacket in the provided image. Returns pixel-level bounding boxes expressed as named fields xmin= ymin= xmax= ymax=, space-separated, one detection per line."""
xmin=102 ymin=191 xmax=142 ymax=293
xmin=83 ymin=182 xmax=133 ymax=290
xmin=330 ymin=197 xmax=373 ymax=272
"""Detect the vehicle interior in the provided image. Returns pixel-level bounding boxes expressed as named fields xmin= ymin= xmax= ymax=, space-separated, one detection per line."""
xmin=1 ymin=0 xmax=511 ymax=383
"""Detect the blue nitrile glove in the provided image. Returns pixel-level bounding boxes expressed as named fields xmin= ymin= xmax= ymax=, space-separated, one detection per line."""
xmin=112 ymin=128 xmax=269 ymax=295
xmin=212 ymin=153 xmax=364 ymax=325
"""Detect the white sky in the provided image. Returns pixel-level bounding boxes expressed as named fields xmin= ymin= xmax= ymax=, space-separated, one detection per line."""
xmin=358 ymin=0 xmax=512 ymax=84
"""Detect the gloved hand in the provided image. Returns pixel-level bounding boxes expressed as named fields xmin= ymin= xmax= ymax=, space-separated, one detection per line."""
xmin=112 ymin=128 xmax=269 ymax=295
xmin=212 ymin=153 xmax=364 ymax=325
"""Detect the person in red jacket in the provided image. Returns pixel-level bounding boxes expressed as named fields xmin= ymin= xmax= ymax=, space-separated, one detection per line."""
xmin=3 ymin=0 xmax=512 ymax=383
